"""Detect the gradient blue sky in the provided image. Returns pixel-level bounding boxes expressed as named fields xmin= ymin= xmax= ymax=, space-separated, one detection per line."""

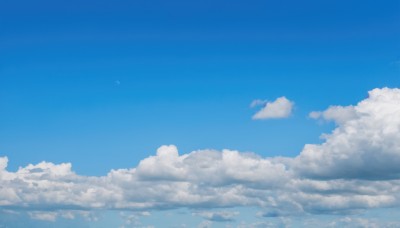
xmin=1 ymin=0 xmax=400 ymax=227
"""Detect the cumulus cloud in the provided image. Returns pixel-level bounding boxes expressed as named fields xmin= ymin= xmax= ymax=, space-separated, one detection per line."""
xmin=1 ymin=88 xmax=400 ymax=223
xmin=252 ymin=96 xmax=294 ymax=120
xmin=299 ymin=88 xmax=400 ymax=179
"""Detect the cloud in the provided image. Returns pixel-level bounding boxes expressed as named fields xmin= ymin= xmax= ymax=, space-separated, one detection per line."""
xmin=252 ymin=96 xmax=294 ymax=120
xmin=238 ymin=216 xmax=400 ymax=228
xmin=193 ymin=211 xmax=239 ymax=222
xmin=300 ymin=88 xmax=400 ymax=180
xmin=28 ymin=211 xmax=58 ymax=222
xmin=120 ymin=211 xmax=151 ymax=227
xmin=1 ymin=88 xmax=400 ymax=223
xmin=197 ymin=220 xmax=212 ymax=228
xmin=26 ymin=210 xmax=97 ymax=222
xmin=249 ymin=99 xmax=267 ymax=108
xmin=309 ymin=105 xmax=357 ymax=124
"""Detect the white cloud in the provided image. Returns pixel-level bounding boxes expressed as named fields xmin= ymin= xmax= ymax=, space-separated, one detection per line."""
xmin=120 ymin=211 xmax=151 ymax=227
xmin=239 ymin=216 xmax=400 ymax=228
xmin=25 ymin=210 xmax=94 ymax=222
xmin=193 ymin=211 xmax=239 ymax=222
xmin=309 ymin=105 xmax=357 ymax=124
xmin=299 ymin=88 xmax=400 ymax=179
xmin=252 ymin=96 xmax=294 ymax=120
xmin=1 ymin=88 xmax=400 ymax=223
xmin=28 ymin=211 xmax=58 ymax=222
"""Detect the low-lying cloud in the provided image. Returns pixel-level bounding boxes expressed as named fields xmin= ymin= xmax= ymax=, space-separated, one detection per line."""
xmin=1 ymin=88 xmax=400 ymax=223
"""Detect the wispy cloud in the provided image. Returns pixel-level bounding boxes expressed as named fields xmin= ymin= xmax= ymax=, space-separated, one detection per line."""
xmin=193 ymin=211 xmax=239 ymax=222
xmin=309 ymin=105 xmax=357 ymax=125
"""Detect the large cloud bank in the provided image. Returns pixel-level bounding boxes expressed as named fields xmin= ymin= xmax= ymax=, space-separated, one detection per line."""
xmin=1 ymin=88 xmax=400 ymax=220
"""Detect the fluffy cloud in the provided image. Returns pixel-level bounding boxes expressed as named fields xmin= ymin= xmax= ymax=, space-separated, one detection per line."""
xmin=252 ymin=96 xmax=294 ymax=120
xmin=299 ymin=88 xmax=400 ymax=180
xmin=1 ymin=88 xmax=400 ymax=223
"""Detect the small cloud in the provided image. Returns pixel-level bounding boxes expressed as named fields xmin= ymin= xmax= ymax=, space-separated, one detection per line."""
xmin=120 ymin=211 xmax=151 ymax=226
xmin=250 ymin=99 xmax=267 ymax=108
xmin=28 ymin=211 xmax=57 ymax=222
xmin=114 ymin=80 xmax=121 ymax=86
xmin=309 ymin=105 xmax=357 ymax=125
xmin=309 ymin=111 xmax=322 ymax=119
xmin=193 ymin=211 xmax=239 ymax=222
xmin=252 ymin=97 xmax=294 ymax=120
xmin=198 ymin=220 xmax=212 ymax=228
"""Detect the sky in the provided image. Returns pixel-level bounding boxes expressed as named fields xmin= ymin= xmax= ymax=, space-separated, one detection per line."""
xmin=1 ymin=0 xmax=400 ymax=227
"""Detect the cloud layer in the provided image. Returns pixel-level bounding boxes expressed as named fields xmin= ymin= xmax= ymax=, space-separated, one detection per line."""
xmin=252 ymin=96 xmax=294 ymax=120
xmin=1 ymin=88 xmax=400 ymax=222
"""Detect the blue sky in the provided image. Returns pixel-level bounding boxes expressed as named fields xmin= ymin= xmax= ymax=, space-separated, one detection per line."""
xmin=1 ymin=0 xmax=400 ymax=227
